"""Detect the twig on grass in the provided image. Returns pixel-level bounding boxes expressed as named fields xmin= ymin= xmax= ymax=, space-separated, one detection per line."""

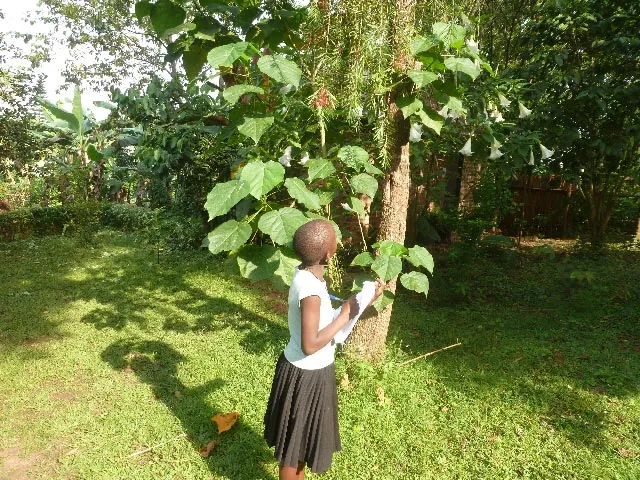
xmin=126 ymin=433 xmax=188 ymax=458
xmin=400 ymin=341 xmax=462 ymax=366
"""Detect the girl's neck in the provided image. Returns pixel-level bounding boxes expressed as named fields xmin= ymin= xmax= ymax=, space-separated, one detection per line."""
xmin=302 ymin=263 xmax=325 ymax=280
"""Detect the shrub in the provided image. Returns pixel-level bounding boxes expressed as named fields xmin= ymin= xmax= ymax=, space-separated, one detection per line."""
xmin=148 ymin=210 xmax=206 ymax=252
xmin=102 ymin=203 xmax=155 ymax=231
xmin=0 ymin=202 xmax=102 ymax=241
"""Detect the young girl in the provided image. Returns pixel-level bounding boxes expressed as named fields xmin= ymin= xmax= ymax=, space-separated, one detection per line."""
xmin=264 ymin=219 xmax=385 ymax=479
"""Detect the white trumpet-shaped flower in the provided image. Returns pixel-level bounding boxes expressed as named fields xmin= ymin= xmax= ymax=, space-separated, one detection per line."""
xmin=409 ymin=122 xmax=423 ymax=142
xmin=498 ymin=94 xmax=511 ymax=108
xmin=518 ymin=102 xmax=532 ymax=118
xmin=489 ymin=137 xmax=503 ymax=159
xmin=528 ymin=148 xmax=535 ymax=166
xmin=539 ymin=144 xmax=555 ymax=160
xmin=459 ymin=137 xmax=474 ymax=157
xmin=299 ymin=152 xmax=309 ymax=165
xmin=341 ymin=203 xmax=353 ymax=212
xmin=559 ymin=162 xmax=564 ymax=169
xmin=489 ymin=148 xmax=504 ymax=160
xmin=278 ymin=146 xmax=292 ymax=167
xmin=490 ymin=108 xmax=504 ymax=122
xmin=466 ymin=38 xmax=479 ymax=54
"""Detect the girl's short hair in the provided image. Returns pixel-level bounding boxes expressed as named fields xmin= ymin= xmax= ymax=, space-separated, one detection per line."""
xmin=293 ymin=219 xmax=335 ymax=265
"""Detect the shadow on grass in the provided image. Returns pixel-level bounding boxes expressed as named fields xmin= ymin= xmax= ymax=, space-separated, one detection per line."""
xmin=389 ymin=250 xmax=640 ymax=454
xmin=0 ymin=232 xmax=288 ymax=356
xmin=102 ymin=339 xmax=276 ymax=480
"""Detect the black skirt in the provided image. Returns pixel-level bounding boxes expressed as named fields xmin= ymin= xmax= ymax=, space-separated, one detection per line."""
xmin=264 ymin=353 xmax=341 ymax=473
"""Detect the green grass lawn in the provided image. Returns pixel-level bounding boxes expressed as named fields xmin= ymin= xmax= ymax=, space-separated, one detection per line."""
xmin=1 ymin=231 xmax=638 ymax=479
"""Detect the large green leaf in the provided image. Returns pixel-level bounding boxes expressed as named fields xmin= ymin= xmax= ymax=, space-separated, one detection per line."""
xmin=37 ymin=100 xmax=78 ymax=132
xmin=239 ymin=160 xmax=284 ymax=199
xmin=86 ymin=145 xmax=104 ymax=162
xmin=207 ymin=220 xmax=252 ymax=254
xmin=204 ymin=179 xmax=250 ymax=220
xmin=150 ymin=0 xmax=186 ymax=37
xmin=347 ymin=196 xmax=365 ymax=218
xmin=373 ymin=240 xmax=407 ymax=256
xmin=373 ymin=290 xmax=395 ymax=312
xmin=207 ymin=42 xmax=248 ymax=68
xmin=363 ymin=162 xmax=384 ymax=176
xmin=163 ymin=22 xmax=195 ymax=37
xmin=400 ymin=271 xmax=430 ymax=296
xmin=72 ymin=85 xmax=83 ymax=135
xmin=397 ymin=97 xmax=423 ymax=119
xmin=93 ymin=100 xmax=117 ymax=110
xmin=371 ymin=254 xmax=403 ymax=281
xmin=410 ymin=35 xmax=439 ymax=56
xmin=183 ymin=41 xmax=208 ymax=81
xmin=350 ymin=173 xmax=378 ymax=199
xmin=237 ymin=116 xmax=274 ymax=144
xmin=272 ymin=247 xmax=302 ymax=287
xmin=351 ymin=252 xmax=374 ymax=267
xmin=223 ymin=84 xmax=265 ymax=104
xmin=444 ymin=57 xmax=481 ymax=80
xmin=236 ymin=245 xmax=278 ymax=281
xmin=257 ymin=54 xmax=302 ymax=87
xmin=285 ymin=178 xmax=321 ymax=211
xmin=315 ymin=189 xmax=336 ymax=206
xmin=432 ymin=22 xmax=466 ymax=49
xmin=134 ymin=1 xmax=151 ymax=21
xmin=306 ymin=158 xmax=336 ymax=182
xmin=337 ymin=146 xmax=369 ymax=171
xmin=407 ymin=245 xmax=434 ymax=273
xmin=407 ymin=70 xmax=439 ymax=88
xmin=258 ymin=207 xmax=309 ymax=245
xmin=418 ymin=108 xmax=444 ymax=135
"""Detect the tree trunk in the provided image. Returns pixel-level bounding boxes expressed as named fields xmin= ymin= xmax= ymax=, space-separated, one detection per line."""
xmin=585 ymin=177 xmax=619 ymax=246
xmin=635 ymin=212 xmax=640 ymax=242
xmin=347 ymin=108 xmax=411 ymax=360
xmin=458 ymin=157 xmax=481 ymax=212
xmin=347 ymin=0 xmax=415 ymax=360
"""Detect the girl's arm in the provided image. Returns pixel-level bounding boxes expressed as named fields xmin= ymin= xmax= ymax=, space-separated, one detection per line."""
xmin=300 ymin=295 xmax=357 ymax=355
xmin=300 ymin=279 xmax=386 ymax=355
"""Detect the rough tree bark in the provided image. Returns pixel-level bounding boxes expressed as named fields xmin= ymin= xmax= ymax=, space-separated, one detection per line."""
xmin=347 ymin=0 xmax=415 ymax=360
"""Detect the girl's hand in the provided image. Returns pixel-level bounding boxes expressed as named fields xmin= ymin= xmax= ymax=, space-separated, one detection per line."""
xmin=374 ymin=278 xmax=387 ymax=299
xmin=367 ymin=278 xmax=387 ymax=307
xmin=342 ymin=296 xmax=359 ymax=320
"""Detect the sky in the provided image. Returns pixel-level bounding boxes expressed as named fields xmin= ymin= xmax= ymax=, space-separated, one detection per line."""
xmin=1 ymin=0 xmax=110 ymax=119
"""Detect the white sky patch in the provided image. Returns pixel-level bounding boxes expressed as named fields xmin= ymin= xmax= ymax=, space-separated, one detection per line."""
xmin=1 ymin=1 xmax=111 ymax=120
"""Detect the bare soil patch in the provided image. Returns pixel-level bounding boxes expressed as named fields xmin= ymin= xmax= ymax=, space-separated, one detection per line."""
xmin=0 ymin=446 xmax=44 ymax=480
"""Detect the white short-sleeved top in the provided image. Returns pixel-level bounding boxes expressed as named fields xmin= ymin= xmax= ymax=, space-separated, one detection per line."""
xmin=283 ymin=268 xmax=336 ymax=370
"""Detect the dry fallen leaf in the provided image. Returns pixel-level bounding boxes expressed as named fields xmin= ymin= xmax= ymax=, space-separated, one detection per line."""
xmin=617 ymin=448 xmax=634 ymax=459
xmin=340 ymin=373 xmax=350 ymax=390
xmin=211 ymin=411 xmax=239 ymax=433
xmin=199 ymin=440 xmax=218 ymax=458
xmin=376 ymin=386 xmax=385 ymax=405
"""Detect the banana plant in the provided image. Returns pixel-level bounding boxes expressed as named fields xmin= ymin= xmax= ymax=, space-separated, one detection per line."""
xmin=37 ymin=85 xmax=118 ymax=200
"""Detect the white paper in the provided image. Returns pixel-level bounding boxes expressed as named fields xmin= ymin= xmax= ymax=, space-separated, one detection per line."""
xmin=333 ymin=281 xmax=377 ymax=344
